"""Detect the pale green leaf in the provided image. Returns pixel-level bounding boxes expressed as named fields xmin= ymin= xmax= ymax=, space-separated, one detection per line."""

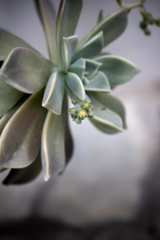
xmin=90 ymin=92 xmax=126 ymax=128
xmin=78 ymin=8 xmax=128 ymax=49
xmin=65 ymin=72 xmax=85 ymax=100
xmin=42 ymin=71 xmax=65 ymax=115
xmin=84 ymin=71 xmax=111 ymax=92
xmin=41 ymin=95 xmax=67 ymax=181
xmin=0 ymin=77 xmax=24 ymax=117
xmin=0 ymin=47 xmax=53 ymax=93
xmin=97 ymin=10 xmax=104 ymax=25
xmin=35 ymin=0 xmax=57 ymax=65
xmin=2 ymin=153 xmax=42 ymax=185
xmin=56 ymin=0 xmax=83 ymax=68
xmin=0 ymin=95 xmax=29 ymax=135
xmin=61 ymin=35 xmax=78 ymax=72
xmin=95 ymin=55 xmax=141 ymax=86
xmin=85 ymin=59 xmax=102 ymax=78
xmin=0 ymin=89 xmax=47 ymax=169
xmin=69 ymin=58 xmax=85 ymax=80
xmin=64 ymin=96 xmax=74 ymax=165
xmin=0 ymin=29 xmax=38 ymax=61
xmin=84 ymin=93 xmax=91 ymax=103
xmin=89 ymin=95 xmax=123 ymax=134
xmin=72 ymin=31 xmax=103 ymax=61
xmin=83 ymin=76 xmax=89 ymax=85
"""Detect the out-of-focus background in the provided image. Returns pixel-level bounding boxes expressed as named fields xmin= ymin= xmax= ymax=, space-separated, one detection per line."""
xmin=0 ymin=0 xmax=160 ymax=239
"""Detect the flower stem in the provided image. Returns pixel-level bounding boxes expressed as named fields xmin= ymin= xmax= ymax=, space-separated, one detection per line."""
xmin=127 ymin=2 xmax=143 ymax=10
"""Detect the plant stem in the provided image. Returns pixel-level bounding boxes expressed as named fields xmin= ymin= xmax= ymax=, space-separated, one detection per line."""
xmin=127 ymin=2 xmax=143 ymax=10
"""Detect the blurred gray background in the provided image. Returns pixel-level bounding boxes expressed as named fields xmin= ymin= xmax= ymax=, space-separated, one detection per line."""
xmin=0 ymin=0 xmax=160 ymax=230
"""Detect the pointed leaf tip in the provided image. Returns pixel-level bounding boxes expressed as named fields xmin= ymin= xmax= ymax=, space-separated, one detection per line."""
xmin=65 ymin=72 xmax=85 ymax=100
xmin=78 ymin=8 xmax=128 ymax=49
xmin=0 ymin=29 xmax=38 ymax=61
xmin=0 ymin=47 xmax=53 ymax=93
xmin=84 ymin=71 xmax=111 ymax=93
xmin=61 ymin=35 xmax=78 ymax=72
xmin=56 ymin=0 xmax=83 ymax=67
xmin=42 ymin=71 xmax=65 ymax=115
xmin=73 ymin=31 xmax=104 ymax=61
xmin=95 ymin=55 xmax=140 ymax=86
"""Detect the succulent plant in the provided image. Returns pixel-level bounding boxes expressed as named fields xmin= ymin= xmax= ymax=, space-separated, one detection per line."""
xmin=0 ymin=0 xmax=140 ymax=184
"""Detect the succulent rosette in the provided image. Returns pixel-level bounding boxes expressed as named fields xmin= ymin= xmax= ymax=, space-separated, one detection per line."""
xmin=0 ymin=0 xmax=140 ymax=184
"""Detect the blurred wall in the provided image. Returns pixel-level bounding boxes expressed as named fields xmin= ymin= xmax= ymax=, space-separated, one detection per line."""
xmin=0 ymin=0 xmax=160 ymax=225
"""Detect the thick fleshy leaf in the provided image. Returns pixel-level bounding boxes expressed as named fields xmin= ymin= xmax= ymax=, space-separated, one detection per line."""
xmin=0 ymin=29 xmax=38 ymax=61
xmin=94 ymin=55 xmax=141 ymax=86
xmin=90 ymin=92 xmax=126 ymax=128
xmin=69 ymin=58 xmax=85 ymax=80
xmin=83 ymin=76 xmax=89 ymax=85
xmin=61 ymin=35 xmax=78 ymax=72
xmin=97 ymin=10 xmax=104 ymax=25
xmin=0 ymin=77 xmax=24 ymax=117
xmin=56 ymin=0 xmax=83 ymax=68
xmin=85 ymin=59 xmax=102 ymax=78
xmin=3 ymin=153 xmax=42 ymax=185
xmin=85 ymin=93 xmax=91 ymax=103
xmin=0 ymin=89 xmax=47 ymax=169
xmin=88 ymin=95 xmax=123 ymax=134
xmin=42 ymin=71 xmax=65 ymax=115
xmin=35 ymin=0 xmax=57 ymax=64
xmin=84 ymin=71 xmax=111 ymax=92
xmin=65 ymin=72 xmax=85 ymax=100
xmin=41 ymin=95 xmax=67 ymax=181
xmin=72 ymin=31 xmax=103 ymax=62
xmin=0 ymin=47 xmax=53 ymax=93
xmin=0 ymin=95 xmax=29 ymax=135
xmin=77 ymin=8 xmax=128 ymax=49
xmin=65 ymin=97 xmax=74 ymax=164
xmin=65 ymin=85 xmax=76 ymax=102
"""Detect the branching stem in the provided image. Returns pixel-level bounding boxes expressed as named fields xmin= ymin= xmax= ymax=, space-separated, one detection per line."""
xmin=127 ymin=2 xmax=143 ymax=10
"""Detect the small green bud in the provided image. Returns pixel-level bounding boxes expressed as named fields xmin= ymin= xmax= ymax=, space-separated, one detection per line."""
xmin=69 ymin=101 xmax=94 ymax=124
xmin=148 ymin=18 xmax=155 ymax=25
xmin=140 ymin=21 xmax=147 ymax=29
xmin=88 ymin=111 xmax=94 ymax=118
xmin=116 ymin=0 xmax=125 ymax=7
xmin=144 ymin=28 xmax=151 ymax=35
xmin=155 ymin=19 xmax=160 ymax=27
xmin=72 ymin=116 xmax=77 ymax=121
xmin=81 ymin=101 xmax=90 ymax=110
xmin=69 ymin=108 xmax=77 ymax=117
xmin=71 ymin=99 xmax=76 ymax=104
xmin=75 ymin=118 xmax=82 ymax=125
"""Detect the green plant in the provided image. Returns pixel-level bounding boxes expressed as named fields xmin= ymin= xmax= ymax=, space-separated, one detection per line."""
xmin=0 ymin=0 xmax=148 ymax=184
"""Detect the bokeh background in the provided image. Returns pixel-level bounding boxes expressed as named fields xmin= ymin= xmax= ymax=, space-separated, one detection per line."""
xmin=0 ymin=0 xmax=160 ymax=239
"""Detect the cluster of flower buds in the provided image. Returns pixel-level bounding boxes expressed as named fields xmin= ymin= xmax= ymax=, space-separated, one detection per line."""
xmin=139 ymin=7 xmax=160 ymax=35
xmin=69 ymin=101 xmax=94 ymax=124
